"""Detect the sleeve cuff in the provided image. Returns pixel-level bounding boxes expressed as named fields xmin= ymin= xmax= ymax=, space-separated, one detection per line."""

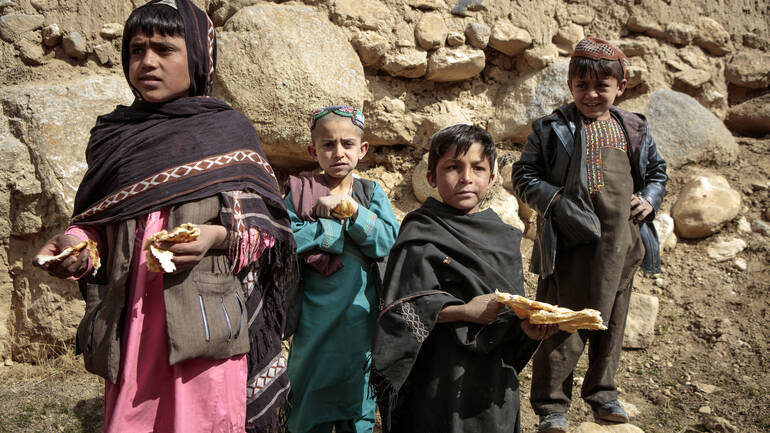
xmin=346 ymin=205 xmax=376 ymax=243
xmin=319 ymin=218 xmax=344 ymax=253
xmin=63 ymin=227 xmax=92 ymax=280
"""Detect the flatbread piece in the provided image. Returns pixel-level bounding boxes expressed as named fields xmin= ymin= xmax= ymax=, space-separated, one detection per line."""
xmin=495 ymin=290 xmax=607 ymax=333
xmin=332 ymin=198 xmax=356 ymax=219
xmin=143 ymin=223 xmax=200 ymax=273
xmin=34 ymin=239 xmax=101 ymax=276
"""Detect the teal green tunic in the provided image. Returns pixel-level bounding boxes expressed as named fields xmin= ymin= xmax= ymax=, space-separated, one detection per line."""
xmin=286 ymin=181 xmax=399 ymax=433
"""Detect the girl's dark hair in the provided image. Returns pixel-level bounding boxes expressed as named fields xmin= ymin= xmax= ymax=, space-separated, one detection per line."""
xmin=428 ymin=124 xmax=496 ymax=174
xmin=568 ymin=56 xmax=625 ymax=83
xmin=122 ymin=3 xmax=185 ymax=42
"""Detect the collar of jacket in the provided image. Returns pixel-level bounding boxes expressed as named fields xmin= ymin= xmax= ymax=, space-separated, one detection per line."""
xmin=552 ymin=102 xmax=647 ymax=159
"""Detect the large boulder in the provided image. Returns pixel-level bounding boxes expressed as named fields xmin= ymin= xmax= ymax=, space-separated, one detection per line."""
xmin=725 ymin=94 xmax=770 ymax=137
xmin=425 ymin=46 xmax=485 ymax=82
xmin=488 ymin=60 xmax=571 ymax=143
xmin=216 ymin=3 xmax=367 ymax=167
xmin=653 ymin=212 xmax=677 ymax=251
xmin=646 ymin=89 xmax=738 ymax=168
xmin=672 ymin=175 xmax=742 ymax=239
xmin=1 ymin=75 xmax=133 ymax=204
xmin=724 ymin=51 xmax=770 ymax=89
xmin=0 ymin=75 xmax=132 ymax=362
xmin=330 ymin=0 xmax=392 ymax=31
xmin=623 ymin=293 xmax=659 ymax=349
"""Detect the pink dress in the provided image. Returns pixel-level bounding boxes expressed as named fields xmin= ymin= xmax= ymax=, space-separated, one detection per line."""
xmin=68 ymin=209 xmax=247 ymax=433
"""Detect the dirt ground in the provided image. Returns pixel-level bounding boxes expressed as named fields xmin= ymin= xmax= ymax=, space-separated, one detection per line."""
xmin=1 ymin=137 xmax=768 ymax=433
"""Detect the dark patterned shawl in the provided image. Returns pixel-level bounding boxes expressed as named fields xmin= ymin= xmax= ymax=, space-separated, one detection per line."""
xmin=371 ymin=198 xmax=538 ymax=432
xmin=72 ymin=1 xmax=296 ymax=431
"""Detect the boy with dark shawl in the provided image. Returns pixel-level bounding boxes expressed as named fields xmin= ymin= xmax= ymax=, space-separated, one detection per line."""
xmin=371 ymin=124 xmax=557 ymax=433
xmin=34 ymin=1 xmax=296 ymax=432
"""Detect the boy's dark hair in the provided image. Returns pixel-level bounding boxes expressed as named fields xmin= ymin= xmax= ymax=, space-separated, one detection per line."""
xmin=428 ymin=124 xmax=496 ymax=175
xmin=122 ymin=3 xmax=185 ymax=43
xmin=568 ymin=56 xmax=625 ymax=83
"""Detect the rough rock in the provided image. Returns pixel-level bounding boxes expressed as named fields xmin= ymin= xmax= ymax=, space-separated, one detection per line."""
xmin=737 ymin=216 xmax=751 ymax=233
xmin=623 ymin=293 xmax=659 ymax=349
xmin=488 ymin=21 xmax=531 ymax=57
xmin=416 ymin=100 xmax=472 ymax=145
xmin=217 ymin=3 xmax=367 ymax=166
xmin=93 ymin=42 xmax=116 ymax=65
xmin=646 ymin=89 xmax=738 ymax=168
xmin=414 ymin=13 xmax=447 ymax=50
xmin=331 ymin=0 xmax=391 ymax=31
xmin=16 ymin=33 xmax=47 ymax=65
xmin=523 ymin=44 xmax=559 ymax=70
xmin=653 ymin=213 xmax=677 ymax=251
xmin=665 ymin=23 xmax=695 ymax=46
xmin=724 ymin=51 xmax=770 ymax=89
xmin=41 ymin=23 xmax=61 ymax=47
xmin=694 ymin=17 xmax=732 ymax=55
xmin=672 ymin=175 xmax=742 ymax=239
xmin=552 ymin=23 xmax=584 ymax=55
xmin=626 ymin=15 xmax=666 ymax=40
xmin=412 ymin=153 xmax=442 ymax=203
xmin=485 ymin=186 xmax=524 ymax=231
xmin=99 ymin=22 xmax=123 ymax=39
xmin=752 ymin=220 xmax=770 ymax=237
xmin=365 ymin=95 xmax=417 ymax=147
xmin=674 ymin=68 xmax=711 ymax=89
xmin=501 ymin=163 xmax=513 ymax=193
xmin=450 ymin=0 xmax=484 ymax=16
xmin=707 ymin=238 xmax=747 ymax=262
xmin=382 ymin=47 xmax=428 ymax=78
xmin=489 ymin=60 xmax=571 ymax=143
xmin=446 ymin=31 xmax=464 ymax=47
xmin=704 ymin=416 xmax=738 ymax=433
xmin=0 ymin=13 xmax=43 ymax=43
xmin=352 ymin=31 xmax=389 ymax=67
xmin=573 ymin=422 xmax=646 ymax=432
xmin=465 ymin=22 xmax=490 ymax=49
xmin=425 ymin=46 xmax=485 ymax=82
xmin=625 ymin=65 xmax=647 ymax=89
xmin=407 ymin=0 xmax=447 ymax=10
xmin=613 ymin=37 xmax=658 ymax=57
xmin=725 ymin=93 xmax=770 ymax=137
xmin=61 ymin=31 xmax=87 ymax=59
xmin=1 ymin=75 xmax=133 ymax=203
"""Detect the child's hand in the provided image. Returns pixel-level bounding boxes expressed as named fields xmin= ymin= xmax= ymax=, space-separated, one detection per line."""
xmin=34 ymin=234 xmax=89 ymax=279
xmin=520 ymin=319 xmax=559 ymax=340
xmin=159 ymin=224 xmax=227 ymax=273
xmin=630 ymin=194 xmax=653 ymax=223
xmin=462 ymin=293 xmax=506 ymax=324
xmin=314 ymin=194 xmax=357 ymax=220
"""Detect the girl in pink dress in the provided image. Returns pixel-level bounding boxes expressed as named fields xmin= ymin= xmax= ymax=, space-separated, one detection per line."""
xmin=35 ymin=1 xmax=296 ymax=432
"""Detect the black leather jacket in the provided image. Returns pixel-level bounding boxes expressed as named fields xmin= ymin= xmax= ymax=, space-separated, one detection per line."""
xmin=512 ymin=103 xmax=668 ymax=276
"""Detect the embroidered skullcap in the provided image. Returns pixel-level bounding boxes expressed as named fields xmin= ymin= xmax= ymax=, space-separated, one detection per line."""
xmin=310 ymin=106 xmax=365 ymax=131
xmin=572 ymin=37 xmax=628 ymax=77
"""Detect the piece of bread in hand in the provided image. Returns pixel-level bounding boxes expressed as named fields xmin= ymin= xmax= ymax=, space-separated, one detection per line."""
xmin=143 ymin=223 xmax=200 ymax=273
xmin=35 ymin=239 xmax=101 ymax=276
xmin=494 ymin=290 xmax=607 ymax=333
xmin=332 ymin=198 xmax=356 ymax=219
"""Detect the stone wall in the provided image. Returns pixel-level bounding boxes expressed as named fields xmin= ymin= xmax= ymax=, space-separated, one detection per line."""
xmin=0 ymin=0 xmax=768 ymax=362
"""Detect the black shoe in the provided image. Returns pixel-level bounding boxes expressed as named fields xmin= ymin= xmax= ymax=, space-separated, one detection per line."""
xmin=537 ymin=412 xmax=567 ymax=433
xmin=592 ymin=399 xmax=630 ymax=423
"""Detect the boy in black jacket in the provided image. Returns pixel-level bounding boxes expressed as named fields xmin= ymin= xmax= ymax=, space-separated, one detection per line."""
xmin=512 ymin=37 xmax=667 ymax=432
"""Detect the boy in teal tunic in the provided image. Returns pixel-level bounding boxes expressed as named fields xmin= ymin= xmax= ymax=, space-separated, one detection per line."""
xmin=284 ymin=106 xmax=399 ymax=433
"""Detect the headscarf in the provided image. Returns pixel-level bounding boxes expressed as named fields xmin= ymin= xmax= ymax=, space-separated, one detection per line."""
xmin=309 ymin=105 xmax=365 ymax=131
xmin=120 ymin=0 xmax=216 ymax=99
xmin=572 ymin=36 xmax=628 ymax=77
xmin=74 ymin=1 xmax=296 ymax=431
